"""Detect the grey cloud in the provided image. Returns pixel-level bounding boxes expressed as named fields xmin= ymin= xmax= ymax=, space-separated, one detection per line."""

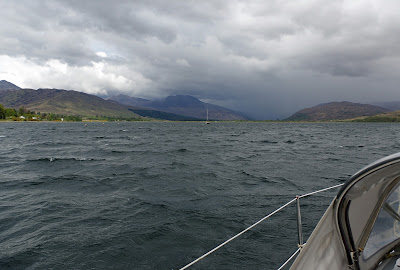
xmin=0 ymin=1 xmax=98 ymax=65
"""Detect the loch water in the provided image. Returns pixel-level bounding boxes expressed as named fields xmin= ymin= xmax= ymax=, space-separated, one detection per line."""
xmin=1 ymin=122 xmax=400 ymax=270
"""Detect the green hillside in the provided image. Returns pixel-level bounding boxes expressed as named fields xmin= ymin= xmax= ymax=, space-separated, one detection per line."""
xmin=351 ymin=110 xmax=400 ymax=122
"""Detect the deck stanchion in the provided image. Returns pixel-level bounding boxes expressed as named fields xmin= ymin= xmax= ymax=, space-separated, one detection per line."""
xmin=296 ymin=196 xmax=303 ymax=247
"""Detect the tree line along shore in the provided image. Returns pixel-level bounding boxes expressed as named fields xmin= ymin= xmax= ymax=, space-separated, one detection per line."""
xmin=0 ymin=104 xmax=145 ymax=122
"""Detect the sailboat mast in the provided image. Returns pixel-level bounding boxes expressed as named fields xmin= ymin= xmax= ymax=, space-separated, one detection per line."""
xmin=206 ymin=106 xmax=210 ymax=124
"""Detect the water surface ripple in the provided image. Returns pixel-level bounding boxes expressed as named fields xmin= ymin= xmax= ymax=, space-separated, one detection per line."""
xmin=0 ymin=122 xmax=399 ymax=269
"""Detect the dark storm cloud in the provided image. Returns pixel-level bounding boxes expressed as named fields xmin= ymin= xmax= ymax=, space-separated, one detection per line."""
xmin=1 ymin=0 xmax=400 ymax=119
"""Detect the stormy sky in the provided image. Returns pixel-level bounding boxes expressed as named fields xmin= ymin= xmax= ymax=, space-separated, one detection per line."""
xmin=1 ymin=1 xmax=400 ymax=119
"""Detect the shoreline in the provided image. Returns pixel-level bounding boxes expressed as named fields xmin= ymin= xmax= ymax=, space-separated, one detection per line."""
xmin=0 ymin=119 xmax=398 ymax=123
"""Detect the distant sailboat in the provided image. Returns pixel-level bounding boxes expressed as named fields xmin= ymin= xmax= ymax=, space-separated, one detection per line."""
xmin=206 ymin=107 xmax=210 ymax=124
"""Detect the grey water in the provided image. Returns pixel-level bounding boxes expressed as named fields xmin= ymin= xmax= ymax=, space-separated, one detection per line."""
xmin=1 ymin=122 xmax=399 ymax=270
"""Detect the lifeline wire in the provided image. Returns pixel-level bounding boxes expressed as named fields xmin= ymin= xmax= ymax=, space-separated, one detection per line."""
xmin=298 ymin=183 xmax=344 ymax=198
xmin=178 ymin=183 xmax=344 ymax=270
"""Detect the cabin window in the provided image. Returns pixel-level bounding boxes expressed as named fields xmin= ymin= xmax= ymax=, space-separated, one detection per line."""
xmin=363 ymin=184 xmax=400 ymax=259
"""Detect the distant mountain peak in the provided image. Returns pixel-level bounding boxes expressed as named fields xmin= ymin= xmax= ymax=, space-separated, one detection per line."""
xmin=0 ymin=80 xmax=21 ymax=90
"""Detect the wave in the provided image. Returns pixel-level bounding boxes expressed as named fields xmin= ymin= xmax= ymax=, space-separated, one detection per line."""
xmin=260 ymin=140 xmax=278 ymax=144
xmin=342 ymin=145 xmax=365 ymax=149
xmin=111 ymin=150 xmax=129 ymax=154
xmin=27 ymin=157 xmax=105 ymax=162
xmin=27 ymin=141 xmax=77 ymax=147
xmin=160 ymin=148 xmax=192 ymax=154
xmin=170 ymin=161 xmax=189 ymax=168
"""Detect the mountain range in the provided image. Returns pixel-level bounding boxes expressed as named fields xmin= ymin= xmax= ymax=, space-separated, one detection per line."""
xmin=0 ymin=80 xmax=247 ymax=120
xmin=108 ymin=94 xmax=247 ymax=120
xmin=1 ymin=80 xmax=399 ymax=122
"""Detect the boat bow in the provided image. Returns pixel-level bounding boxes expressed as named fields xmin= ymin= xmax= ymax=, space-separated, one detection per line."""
xmin=291 ymin=153 xmax=400 ymax=270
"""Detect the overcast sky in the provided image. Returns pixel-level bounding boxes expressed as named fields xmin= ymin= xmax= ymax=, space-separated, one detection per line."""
xmin=1 ymin=0 xmax=400 ymax=119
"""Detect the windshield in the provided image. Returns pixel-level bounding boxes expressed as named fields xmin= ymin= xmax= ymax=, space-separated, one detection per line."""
xmin=363 ymin=183 xmax=400 ymax=259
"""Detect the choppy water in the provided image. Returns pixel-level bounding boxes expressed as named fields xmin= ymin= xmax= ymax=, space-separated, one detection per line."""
xmin=1 ymin=122 xmax=400 ymax=269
